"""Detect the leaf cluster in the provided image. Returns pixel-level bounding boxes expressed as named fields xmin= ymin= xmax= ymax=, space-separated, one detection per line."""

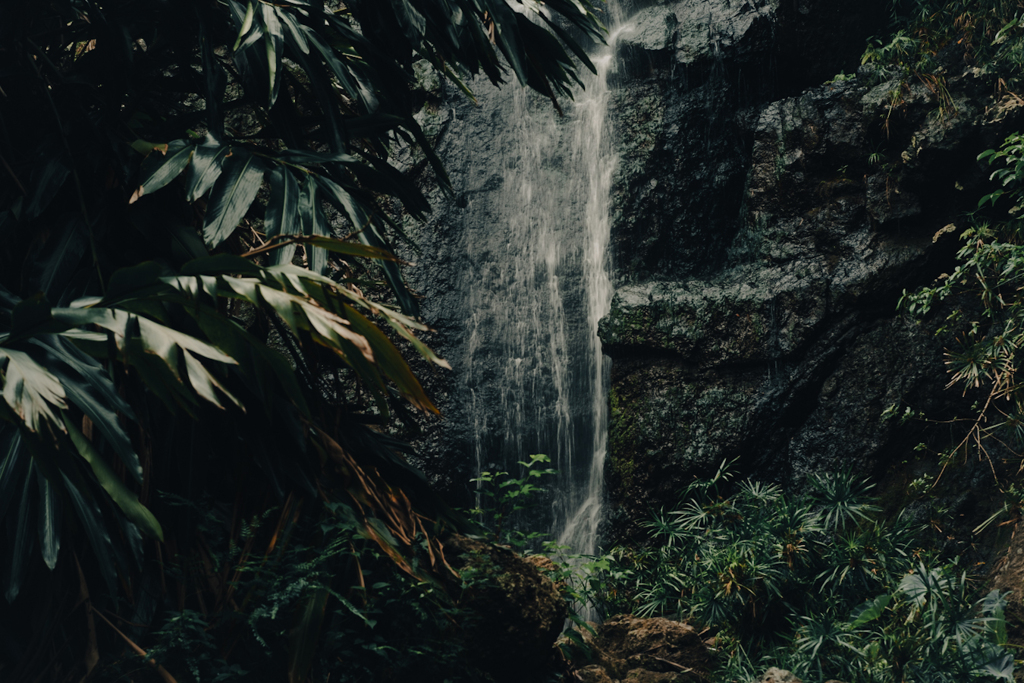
xmin=92 ymin=499 xmax=489 ymax=683
xmin=470 ymin=452 xmax=557 ymax=551
xmin=867 ymin=0 xmax=1024 ymax=83
xmin=861 ymin=1 xmax=1024 ymax=141
xmin=0 ymin=0 xmax=604 ymax=680
xmin=899 ymin=133 xmax=1024 ymax=502
xmin=588 ymin=462 xmax=1015 ymax=682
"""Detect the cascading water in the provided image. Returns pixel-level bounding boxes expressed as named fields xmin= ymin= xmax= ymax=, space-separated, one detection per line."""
xmin=454 ymin=6 xmax=630 ymax=568
xmin=553 ymin=24 xmax=624 ymax=558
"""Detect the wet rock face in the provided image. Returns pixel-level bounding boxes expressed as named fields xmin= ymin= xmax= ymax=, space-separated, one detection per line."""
xmin=610 ymin=0 xmax=775 ymax=283
xmin=602 ymin=0 xmax=1024 ymax=538
xmin=398 ymin=0 xmax=900 ymax=512
xmin=773 ymin=0 xmax=889 ymax=93
xmin=609 ymin=0 xmax=887 ymax=283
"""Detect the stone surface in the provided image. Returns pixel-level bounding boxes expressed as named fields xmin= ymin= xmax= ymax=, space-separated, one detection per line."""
xmin=394 ymin=0 xmax=895 ymax=501
xmin=759 ymin=669 xmax=802 ymax=683
xmin=444 ymin=535 xmax=567 ymax=682
xmin=565 ymin=614 xmax=710 ymax=683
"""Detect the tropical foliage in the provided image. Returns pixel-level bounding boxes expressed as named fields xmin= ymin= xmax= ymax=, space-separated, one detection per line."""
xmin=0 ymin=0 xmax=603 ymax=680
xmin=858 ymin=0 xmax=1024 ymax=141
xmin=470 ymin=452 xmax=558 ymax=551
xmin=590 ymin=462 xmax=1014 ymax=682
xmin=865 ymin=0 xmax=1024 ymax=86
xmin=898 ymin=132 xmax=1024 ymax=526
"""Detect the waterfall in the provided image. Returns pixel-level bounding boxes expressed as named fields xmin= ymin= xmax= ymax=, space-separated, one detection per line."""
xmin=553 ymin=26 xmax=622 ymax=557
xmin=454 ymin=6 xmax=628 ymax=565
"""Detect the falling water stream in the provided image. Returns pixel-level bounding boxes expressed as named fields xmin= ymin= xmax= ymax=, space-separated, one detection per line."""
xmin=459 ymin=6 xmax=630 ymax=576
xmin=552 ymin=20 xmax=625 ymax=558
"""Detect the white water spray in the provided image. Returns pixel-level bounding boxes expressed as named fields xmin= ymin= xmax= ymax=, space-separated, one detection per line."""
xmin=554 ymin=19 xmax=633 ymax=558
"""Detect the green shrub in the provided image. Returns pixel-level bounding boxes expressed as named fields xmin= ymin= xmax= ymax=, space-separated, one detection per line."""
xmin=592 ymin=461 xmax=1014 ymax=682
xmin=92 ymin=499 xmax=482 ymax=683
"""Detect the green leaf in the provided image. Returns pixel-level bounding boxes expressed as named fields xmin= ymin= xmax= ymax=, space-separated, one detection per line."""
xmin=7 ymin=466 xmax=35 ymax=601
xmin=278 ymin=10 xmax=309 ymax=55
xmin=39 ymin=335 xmax=131 ymax=418
xmin=309 ymin=190 xmax=330 ymax=276
xmin=266 ymin=166 xmax=301 ymax=266
xmin=315 ymin=175 xmax=369 ymax=229
xmin=186 ymin=304 xmax=309 ymax=416
xmin=136 ymin=140 xmax=193 ymax=198
xmin=850 ymin=593 xmax=891 ymax=628
xmin=60 ymin=470 xmax=119 ymax=597
xmin=0 ymin=427 xmax=27 ymax=524
xmin=204 ymin=150 xmax=265 ymax=247
xmin=186 ymin=143 xmax=228 ymax=202
xmin=287 ymin=586 xmax=330 ymax=683
xmin=305 ymin=29 xmax=378 ymax=113
xmin=36 ymin=467 xmax=61 ymax=570
xmin=345 ymin=159 xmax=430 ymax=219
xmin=277 ymin=150 xmax=359 ymax=167
xmin=262 ymin=5 xmax=284 ymax=107
xmin=0 ymin=348 xmax=67 ymax=434
xmin=300 ymin=237 xmax=399 ymax=261
xmin=232 ymin=0 xmax=256 ymax=51
xmin=138 ymin=316 xmax=236 ymax=367
xmin=984 ymin=652 xmax=1015 ymax=681
xmin=52 ymin=306 xmax=237 ymax=386
xmin=63 ymin=414 xmax=163 ymax=541
xmin=42 ymin=350 xmax=142 ymax=483
xmin=481 ymin=0 xmax=528 ymax=84
xmin=363 ymin=219 xmax=420 ymax=317
xmin=392 ymin=0 xmax=427 ymax=46
xmin=342 ymin=305 xmax=437 ymax=413
xmin=182 ymin=350 xmax=242 ymax=411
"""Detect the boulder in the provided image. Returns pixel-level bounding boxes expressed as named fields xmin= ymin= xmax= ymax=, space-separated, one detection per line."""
xmin=444 ymin=535 xmax=566 ymax=682
xmin=567 ymin=614 xmax=710 ymax=682
xmin=759 ymin=669 xmax=801 ymax=683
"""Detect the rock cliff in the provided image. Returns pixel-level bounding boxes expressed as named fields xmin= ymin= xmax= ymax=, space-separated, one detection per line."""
xmin=601 ymin=0 xmax=1024 ymax=537
xmin=399 ymin=0 xmax=1024 ymax=542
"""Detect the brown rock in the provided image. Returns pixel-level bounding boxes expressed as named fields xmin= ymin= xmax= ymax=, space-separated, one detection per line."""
xmin=624 ymin=671 xmax=684 ymax=683
xmin=585 ymin=614 xmax=710 ymax=682
xmin=525 ymin=554 xmax=565 ymax=589
xmin=577 ymin=664 xmax=616 ymax=683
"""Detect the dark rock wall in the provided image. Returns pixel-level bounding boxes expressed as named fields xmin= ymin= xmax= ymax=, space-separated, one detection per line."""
xmin=601 ymin=0 xmax=1024 ymax=538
